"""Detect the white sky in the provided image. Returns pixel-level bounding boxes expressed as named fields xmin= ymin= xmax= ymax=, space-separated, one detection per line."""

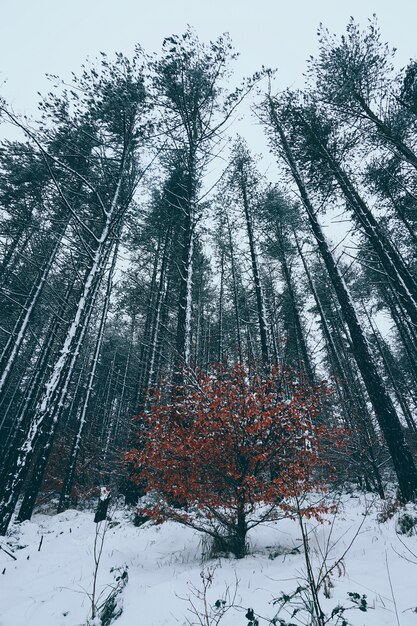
xmin=1 ymin=0 xmax=416 ymax=116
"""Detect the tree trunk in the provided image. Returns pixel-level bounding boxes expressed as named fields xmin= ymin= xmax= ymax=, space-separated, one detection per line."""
xmin=16 ymin=249 xmax=107 ymax=522
xmin=297 ymin=109 xmax=417 ymax=328
xmin=267 ymin=99 xmax=417 ymax=501
xmin=174 ymin=204 xmax=195 ymax=378
xmin=279 ymin=242 xmax=314 ymax=382
xmin=0 ymin=221 xmax=69 ymax=400
xmin=295 ymin=235 xmax=385 ymax=497
xmin=0 ymin=174 xmax=124 ymax=535
xmin=226 ymin=213 xmax=243 ymax=364
xmin=218 ymin=249 xmax=225 ymax=362
xmin=234 ymin=499 xmax=247 ymax=559
xmin=239 ymin=171 xmax=270 ymax=365
xmin=57 ymin=241 xmax=119 ymax=513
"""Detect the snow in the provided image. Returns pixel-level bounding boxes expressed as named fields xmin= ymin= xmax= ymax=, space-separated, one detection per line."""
xmin=99 ymin=487 xmax=110 ymax=502
xmin=1 ymin=494 xmax=417 ymax=626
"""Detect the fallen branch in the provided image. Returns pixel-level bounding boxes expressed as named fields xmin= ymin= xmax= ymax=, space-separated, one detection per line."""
xmin=0 ymin=544 xmax=17 ymax=561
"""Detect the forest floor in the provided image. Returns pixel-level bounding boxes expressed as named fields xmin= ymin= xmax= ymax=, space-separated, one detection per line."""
xmin=1 ymin=492 xmax=417 ymax=626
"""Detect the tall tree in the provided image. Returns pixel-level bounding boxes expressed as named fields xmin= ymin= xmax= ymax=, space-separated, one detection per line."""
xmin=261 ymin=188 xmax=314 ymax=381
xmin=263 ymin=94 xmax=417 ymax=501
xmin=0 ymin=50 xmax=150 ymax=534
xmin=228 ymin=140 xmax=270 ymax=366
xmin=151 ymin=30 xmax=257 ymax=382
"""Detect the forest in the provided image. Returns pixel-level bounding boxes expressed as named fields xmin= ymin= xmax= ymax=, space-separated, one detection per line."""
xmin=1 ymin=15 xmax=417 ymax=626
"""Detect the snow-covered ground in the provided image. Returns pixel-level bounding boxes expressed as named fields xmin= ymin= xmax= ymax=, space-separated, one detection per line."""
xmin=1 ymin=494 xmax=417 ymax=626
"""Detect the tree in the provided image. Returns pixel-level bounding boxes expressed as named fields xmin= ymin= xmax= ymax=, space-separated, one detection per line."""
xmin=127 ymin=362 xmax=340 ymax=558
xmin=296 ymin=243 xmax=386 ymax=497
xmin=263 ymin=94 xmax=417 ymax=501
xmin=228 ymin=140 xmax=271 ymax=366
xmin=0 ymin=49 xmax=150 ymax=534
xmin=310 ymin=18 xmax=417 ymax=174
xmin=260 ymin=188 xmax=315 ymax=382
xmin=151 ymin=30 xmax=258 ymax=383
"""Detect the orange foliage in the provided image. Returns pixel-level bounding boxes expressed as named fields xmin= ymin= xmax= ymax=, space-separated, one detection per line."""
xmin=126 ymin=363 xmax=343 ymax=543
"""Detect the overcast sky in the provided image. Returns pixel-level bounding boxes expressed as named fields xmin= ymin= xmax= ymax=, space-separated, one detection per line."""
xmin=1 ymin=0 xmax=416 ymax=116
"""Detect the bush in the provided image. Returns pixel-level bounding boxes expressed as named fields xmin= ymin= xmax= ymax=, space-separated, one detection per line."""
xmin=127 ymin=363 xmax=343 ymax=558
xmin=376 ymin=496 xmax=401 ymax=523
xmin=396 ymin=512 xmax=417 ymax=536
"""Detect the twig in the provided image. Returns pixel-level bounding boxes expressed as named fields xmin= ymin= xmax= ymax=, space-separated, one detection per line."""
xmin=0 ymin=544 xmax=17 ymax=561
xmin=385 ymin=550 xmax=401 ymax=626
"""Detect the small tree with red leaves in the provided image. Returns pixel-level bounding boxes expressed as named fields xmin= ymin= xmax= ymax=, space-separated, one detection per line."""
xmin=126 ymin=363 xmax=342 ymax=558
